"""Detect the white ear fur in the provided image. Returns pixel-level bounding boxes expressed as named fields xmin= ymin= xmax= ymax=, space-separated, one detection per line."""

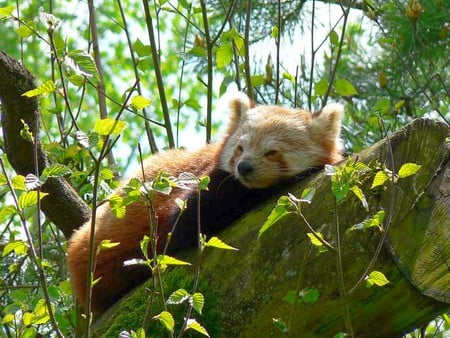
xmin=309 ymin=102 xmax=344 ymax=144
xmin=222 ymin=91 xmax=252 ymax=135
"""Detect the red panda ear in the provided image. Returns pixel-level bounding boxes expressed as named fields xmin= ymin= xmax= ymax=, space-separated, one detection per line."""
xmin=225 ymin=92 xmax=253 ymax=135
xmin=309 ymin=103 xmax=344 ymax=145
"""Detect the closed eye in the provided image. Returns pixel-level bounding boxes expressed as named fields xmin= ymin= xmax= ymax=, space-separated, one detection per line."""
xmin=264 ymin=150 xmax=278 ymax=157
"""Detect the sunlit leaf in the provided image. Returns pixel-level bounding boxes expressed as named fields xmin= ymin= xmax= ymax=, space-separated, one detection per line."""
xmin=0 ymin=5 xmax=14 ymax=18
xmin=67 ymin=50 xmax=99 ymax=80
xmin=299 ymin=288 xmax=320 ymax=303
xmin=32 ymin=299 xmax=51 ymax=325
xmin=300 ymin=187 xmax=315 ymax=204
xmin=18 ymin=191 xmax=48 ymax=209
xmin=349 ymin=210 xmax=385 ymax=231
xmin=22 ymin=80 xmax=55 ymax=97
xmin=22 ymin=312 xmax=34 ymax=326
xmin=130 ymin=95 xmax=152 ymax=111
xmin=16 ymin=22 xmax=35 ymax=38
xmin=185 ymin=318 xmax=210 ymax=337
xmin=97 ymin=239 xmax=120 ymax=253
xmin=192 ymin=292 xmax=204 ymax=314
xmin=366 ymin=270 xmax=390 ymax=287
xmin=315 ymin=79 xmax=329 ymax=96
xmin=205 ymin=237 xmax=238 ymax=251
xmin=167 ymin=289 xmax=190 ymax=305
xmin=3 ymin=240 xmax=28 ymax=257
xmin=157 ymin=255 xmax=191 ymax=266
xmin=2 ymin=313 xmax=15 ymax=324
xmin=306 ymin=232 xmax=325 ymax=247
xmin=94 ymin=118 xmax=127 ymax=136
xmin=398 ymin=163 xmax=421 ymax=178
xmin=216 ymin=43 xmax=232 ymax=69
xmin=371 ymin=170 xmax=390 ymax=189
xmin=154 ymin=311 xmax=174 ymax=333
xmin=350 ymin=185 xmax=368 ymax=211
xmin=42 ymin=164 xmax=72 ymax=179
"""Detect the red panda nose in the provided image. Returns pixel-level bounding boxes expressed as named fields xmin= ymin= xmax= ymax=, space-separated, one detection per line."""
xmin=237 ymin=161 xmax=254 ymax=176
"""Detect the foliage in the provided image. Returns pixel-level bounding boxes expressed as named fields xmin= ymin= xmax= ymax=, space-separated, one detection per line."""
xmin=0 ymin=0 xmax=448 ymax=336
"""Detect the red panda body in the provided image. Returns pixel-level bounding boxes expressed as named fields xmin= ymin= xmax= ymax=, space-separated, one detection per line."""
xmin=67 ymin=93 xmax=344 ymax=313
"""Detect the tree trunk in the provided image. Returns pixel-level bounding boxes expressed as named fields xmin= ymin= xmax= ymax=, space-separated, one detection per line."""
xmin=0 ymin=51 xmax=90 ymax=238
xmin=93 ymin=118 xmax=449 ymax=337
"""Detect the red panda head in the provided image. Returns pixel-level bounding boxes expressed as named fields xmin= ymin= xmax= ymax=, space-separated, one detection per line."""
xmin=219 ymin=93 xmax=344 ymax=189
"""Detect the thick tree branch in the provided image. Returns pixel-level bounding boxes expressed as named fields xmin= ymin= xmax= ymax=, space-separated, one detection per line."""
xmin=0 ymin=51 xmax=90 ymax=238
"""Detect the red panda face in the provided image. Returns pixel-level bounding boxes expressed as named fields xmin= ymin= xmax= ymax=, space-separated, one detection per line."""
xmin=219 ymin=100 xmax=344 ymax=189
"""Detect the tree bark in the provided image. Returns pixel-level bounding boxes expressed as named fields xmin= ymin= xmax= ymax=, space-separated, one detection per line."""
xmin=93 ymin=119 xmax=449 ymax=337
xmin=0 ymin=51 xmax=90 ymax=238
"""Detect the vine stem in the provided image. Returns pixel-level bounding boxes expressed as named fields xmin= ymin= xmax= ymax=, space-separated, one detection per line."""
xmin=334 ymin=198 xmax=354 ymax=337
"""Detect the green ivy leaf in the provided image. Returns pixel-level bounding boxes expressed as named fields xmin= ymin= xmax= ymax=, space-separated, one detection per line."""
xmin=335 ymin=79 xmax=358 ymax=97
xmin=366 ymin=270 xmax=390 ymax=287
xmin=371 ymin=170 xmax=390 ymax=189
xmin=205 ymin=236 xmax=238 ymax=251
xmin=22 ymin=80 xmax=56 ymax=97
xmin=94 ymin=118 xmax=126 ymax=136
xmin=398 ymin=163 xmax=421 ymax=178
xmin=154 ymin=311 xmax=174 ymax=333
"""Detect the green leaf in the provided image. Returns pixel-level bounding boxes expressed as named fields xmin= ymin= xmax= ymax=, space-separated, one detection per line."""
xmin=198 ymin=176 xmax=210 ymax=191
xmin=167 ymin=289 xmax=190 ymax=305
xmin=0 ymin=5 xmax=14 ymax=18
xmin=140 ymin=236 xmax=150 ymax=261
xmin=330 ymin=30 xmax=339 ymax=46
xmin=18 ymin=191 xmax=49 ymax=209
xmin=299 ymin=288 xmax=320 ymax=303
xmin=300 ymin=187 xmax=315 ymax=204
xmin=373 ymin=98 xmax=391 ymax=115
xmin=398 ymin=163 xmax=421 ymax=178
xmin=130 ymin=95 xmax=152 ymax=111
xmin=349 ymin=210 xmax=385 ymax=231
xmin=216 ymin=43 xmax=233 ymax=69
xmin=350 ymin=185 xmax=368 ymax=211
xmin=94 ymin=118 xmax=127 ymax=136
xmin=185 ymin=98 xmax=202 ymax=110
xmin=97 ymin=239 xmax=120 ymax=253
xmin=272 ymin=318 xmax=288 ymax=333
xmin=371 ymin=170 xmax=390 ymax=188
xmin=185 ymin=318 xmax=210 ymax=337
xmin=133 ymin=38 xmax=151 ymax=57
xmin=67 ymin=50 xmax=99 ymax=80
xmin=282 ymin=290 xmax=298 ymax=305
xmin=271 ymin=26 xmax=279 ymax=38
xmin=157 ymin=255 xmax=191 ymax=266
xmin=32 ymin=299 xmax=51 ymax=325
xmin=282 ymin=72 xmax=295 ymax=82
xmin=306 ymin=232 xmax=325 ymax=247
xmin=16 ymin=22 xmax=35 ymax=38
xmin=259 ymin=196 xmax=292 ymax=238
xmin=2 ymin=313 xmax=15 ymax=324
xmin=192 ymin=292 xmax=205 ymax=314
xmin=12 ymin=175 xmax=26 ymax=191
xmin=22 ymin=312 xmax=34 ymax=326
xmin=22 ymin=80 xmax=56 ymax=97
xmin=251 ymin=75 xmax=265 ymax=87
xmin=42 ymin=164 xmax=72 ymax=179
xmin=154 ymin=311 xmax=174 ymax=333
xmin=205 ymin=237 xmax=238 ymax=251
xmin=333 ymin=333 xmax=346 ymax=338
xmin=315 ymin=79 xmax=329 ymax=96
xmin=366 ymin=270 xmax=390 ymax=287
xmin=335 ymin=79 xmax=358 ymax=97
xmin=3 ymin=241 xmax=28 ymax=257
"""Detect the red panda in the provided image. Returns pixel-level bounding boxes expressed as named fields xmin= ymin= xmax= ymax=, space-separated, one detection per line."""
xmin=67 ymin=93 xmax=344 ymax=314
